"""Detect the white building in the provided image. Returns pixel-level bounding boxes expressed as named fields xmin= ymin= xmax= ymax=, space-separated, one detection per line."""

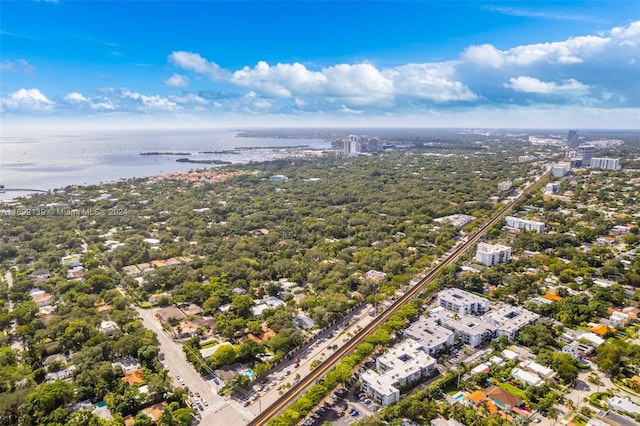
xmin=483 ymin=305 xmax=540 ymax=341
xmin=579 ymin=332 xmax=605 ymax=347
xmin=511 ymin=367 xmax=543 ymax=386
xmin=505 ymin=216 xmax=545 ymax=233
xmin=518 ymin=155 xmax=536 ymax=163
xmin=562 ymin=342 xmax=593 ymax=359
xmin=552 ymin=163 xmax=570 ymax=177
xmin=404 ymin=316 xmax=455 ymax=355
xmin=475 ymin=243 xmax=512 ymax=266
xmin=100 ymin=320 xmax=118 ymax=336
xmin=437 ymin=288 xmax=490 ymax=316
xmin=433 ymin=214 xmax=476 ymax=228
xmin=522 ymin=360 xmax=556 ymax=380
xmin=608 ymin=396 xmax=640 ymax=415
xmin=590 ymin=157 xmax=621 ymax=170
xmin=544 ymin=183 xmax=560 ymax=193
xmin=440 ymin=315 xmax=496 ymax=348
xmin=497 ymin=181 xmax=512 ymax=191
xmin=344 ymin=135 xmax=362 ymax=156
xmin=361 ymin=340 xmax=437 ymax=405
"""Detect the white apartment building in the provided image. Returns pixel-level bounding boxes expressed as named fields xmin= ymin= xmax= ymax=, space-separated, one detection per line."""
xmin=440 ymin=315 xmax=496 ymax=348
xmin=590 ymin=157 xmax=621 ymax=170
xmin=361 ymin=340 xmax=437 ymax=405
xmin=505 ymin=216 xmax=545 ymax=233
xmin=483 ymin=305 xmax=540 ymax=341
xmin=404 ymin=316 xmax=455 ymax=355
xmin=343 ymin=135 xmax=362 ymax=156
xmin=475 ymin=243 xmax=512 ymax=266
xmin=437 ymin=288 xmax=490 ymax=316
xmin=552 ymin=162 xmax=570 ymax=177
xmin=522 ymin=360 xmax=556 ymax=380
xmin=511 ymin=367 xmax=543 ymax=386
xmin=497 ymin=181 xmax=512 ymax=191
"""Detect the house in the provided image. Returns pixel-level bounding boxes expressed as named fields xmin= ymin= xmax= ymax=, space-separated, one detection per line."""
xmin=485 ymin=385 xmax=523 ymax=410
xmin=30 ymin=269 xmax=50 ymax=280
xmin=67 ymin=266 xmax=84 ymax=279
xmin=32 ymin=292 xmax=53 ymax=307
xmin=192 ymin=316 xmax=215 ymax=330
xmin=522 ymin=360 xmax=556 ymax=380
xmin=61 ymin=254 xmax=82 ymax=268
xmin=140 ymin=402 xmax=167 ymax=423
xmin=511 ymin=367 xmax=543 ymax=386
xmin=122 ymin=369 xmax=145 ymax=385
xmin=155 ymin=306 xmax=186 ymax=324
xmin=465 ymin=390 xmax=487 ymax=406
xmin=100 ymin=320 xmax=118 ymax=336
xmin=431 ymin=417 xmax=465 ymax=426
xmin=122 ymin=265 xmax=141 ymax=278
xmin=43 ymin=353 xmax=67 ymax=367
xmin=294 ymin=316 xmax=315 ymax=330
xmin=181 ymin=304 xmax=203 ymax=316
xmin=562 ymin=342 xmax=594 ymax=359
xmin=365 ymin=270 xmax=386 ymax=282
xmin=608 ymin=396 xmax=640 ymax=415
xmin=177 ymin=321 xmax=198 ymax=339
xmin=148 ymin=292 xmax=172 ymax=305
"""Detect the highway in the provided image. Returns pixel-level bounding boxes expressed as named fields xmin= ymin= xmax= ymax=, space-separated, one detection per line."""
xmin=249 ymin=166 xmax=551 ymax=426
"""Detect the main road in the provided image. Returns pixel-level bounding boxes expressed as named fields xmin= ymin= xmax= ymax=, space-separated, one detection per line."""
xmin=249 ymin=166 xmax=552 ymax=426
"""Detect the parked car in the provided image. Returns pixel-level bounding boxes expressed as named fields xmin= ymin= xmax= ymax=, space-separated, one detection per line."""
xmin=350 ymin=409 xmax=360 ymax=417
xmin=243 ymin=400 xmax=250 ymax=407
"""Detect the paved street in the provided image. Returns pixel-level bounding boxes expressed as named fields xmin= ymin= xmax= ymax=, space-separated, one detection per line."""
xmin=135 ymin=306 xmax=253 ymax=425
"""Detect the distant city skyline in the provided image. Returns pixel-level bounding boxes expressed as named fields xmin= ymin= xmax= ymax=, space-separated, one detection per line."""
xmin=1 ymin=1 xmax=639 ymax=130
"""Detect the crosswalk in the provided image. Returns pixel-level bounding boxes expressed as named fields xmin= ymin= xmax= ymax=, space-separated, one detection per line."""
xmin=199 ymin=399 xmax=228 ymax=417
xmin=199 ymin=398 xmax=257 ymax=421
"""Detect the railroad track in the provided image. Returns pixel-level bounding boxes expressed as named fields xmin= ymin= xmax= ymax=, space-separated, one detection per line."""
xmin=249 ymin=167 xmax=551 ymax=426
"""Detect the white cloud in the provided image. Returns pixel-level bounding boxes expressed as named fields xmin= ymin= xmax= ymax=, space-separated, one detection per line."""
xmin=168 ymin=51 xmax=230 ymax=81
xmin=65 ymin=92 xmax=89 ymax=102
xmin=165 ymin=73 xmax=190 ymax=88
xmin=168 ymin=93 xmax=208 ymax=105
xmin=384 ymin=63 xmax=477 ymax=102
xmin=121 ymin=88 xmax=179 ymax=111
xmin=1 ymin=88 xmax=54 ymax=112
xmin=504 ymin=76 xmax=590 ymax=94
xmin=0 ymin=59 xmax=35 ymax=73
xmin=64 ymin=92 xmax=114 ymax=110
xmin=462 ymin=21 xmax=638 ymax=68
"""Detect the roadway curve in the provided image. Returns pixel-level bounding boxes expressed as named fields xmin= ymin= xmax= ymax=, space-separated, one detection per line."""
xmin=250 ymin=167 xmax=551 ymax=426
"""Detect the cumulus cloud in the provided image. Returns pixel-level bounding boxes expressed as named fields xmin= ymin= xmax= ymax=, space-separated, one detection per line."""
xmin=1 ymin=88 xmax=54 ymax=112
xmin=121 ymin=88 xmax=179 ymax=111
xmin=504 ymin=76 xmax=590 ymax=94
xmin=168 ymin=92 xmax=208 ymax=105
xmin=65 ymin=92 xmax=115 ymax=110
xmin=462 ymin=21 xmax=639 ymax=68
xmin=384 ymin=63 xmax=477 ymax=102
xmin=65 ymin=92 xmax=89 ymax=102
xmin=168 ymin=51 xmax=230 ymax=81
xmin=0 ymin=59 xmax=35 ymax=73
xmin=165 ymin=73 xmax=189 ymax=88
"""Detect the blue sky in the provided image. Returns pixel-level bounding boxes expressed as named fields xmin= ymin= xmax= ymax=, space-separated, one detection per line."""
xmin=1 ymin=1 xmax=639 ymax=129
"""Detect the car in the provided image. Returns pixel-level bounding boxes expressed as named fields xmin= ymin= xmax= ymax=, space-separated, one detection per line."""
xmin=188 ymin=390 xmax=194 ymax=396
xmin=203 ymin=401 xmax=208 ymax=407
xmin=311 ymin=413 xmax=320 ymax=419
xmin=243 ymin=400 xmax=250 ymax=407
xmin=364 ymin=399 xmax=372 ymax=404
xmin=276 ymin=385 xmax=283 ymax=391
xmin=337 ymin=411 xmax=346 ymax=417
xmin=336 ymin=388 xmax=346 ymax=395
xmin=331 ymin=394 xmax=339 ymax=400
xmin=197 ymin=404 xmax=203 ymax=411
xmin=277 ymin=374 xmax=285 ymax=381
xmin=285 ymin=370 xmax=291 ymax=376
xmin=350 ymin=409 xmax=359 ymax=417
xmin=195 ymin=392 xmax=200 ymax=398
xmin=213 ymin=377 xmax=220 ymax=385
xmin=533 ymin=419 xmax=541 ymax=424
xmin=293 ymin=376 xmax=300 ymax=383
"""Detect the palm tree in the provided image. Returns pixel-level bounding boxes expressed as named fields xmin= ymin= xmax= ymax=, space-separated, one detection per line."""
xmin=547 ymin=407 xmax=559 ymax=425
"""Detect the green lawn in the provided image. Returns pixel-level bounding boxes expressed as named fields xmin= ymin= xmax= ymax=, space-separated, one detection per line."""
xmin=497 ymin=382 xmax=527 ymax=400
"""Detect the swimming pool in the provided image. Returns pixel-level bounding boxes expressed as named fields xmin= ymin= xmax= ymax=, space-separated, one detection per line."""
xmin=453 ymin=391 xmax=467 ymax=403
xmin=95 ymin=401 xmax=106 ymax=408
xmin=244 ymin=369 xmax=254 ymax=379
